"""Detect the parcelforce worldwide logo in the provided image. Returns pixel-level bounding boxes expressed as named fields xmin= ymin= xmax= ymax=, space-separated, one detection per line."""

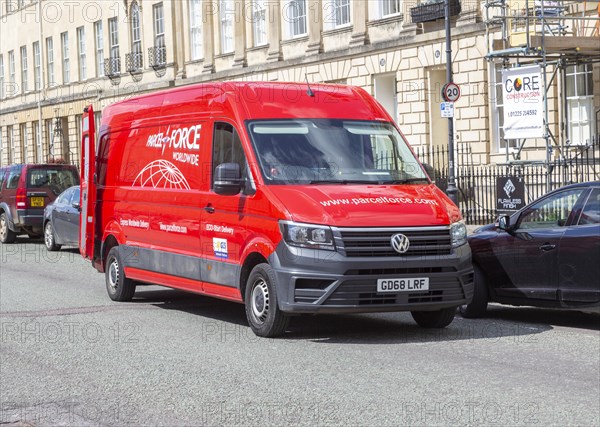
xmin=146 ymin=124 xmax=202 ymax=166
xmin=391 ymin=234 xmax=410 ymax=254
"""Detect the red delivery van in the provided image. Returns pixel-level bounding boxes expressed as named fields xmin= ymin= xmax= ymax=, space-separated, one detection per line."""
xmin=79 ymin=82 xmax=473 ymax=337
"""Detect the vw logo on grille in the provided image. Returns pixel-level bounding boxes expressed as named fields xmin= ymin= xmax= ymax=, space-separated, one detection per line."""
xmin=391 ymin=233 xmax=410 ymax=254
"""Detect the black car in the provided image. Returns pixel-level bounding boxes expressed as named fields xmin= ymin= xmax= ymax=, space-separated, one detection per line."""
xmin=43 ymin=186 xmax=81 ymax=251
xmin=463 ymin=181 xmax=600 ymax=317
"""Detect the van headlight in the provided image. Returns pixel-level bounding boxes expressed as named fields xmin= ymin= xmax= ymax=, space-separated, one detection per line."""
xmin=280 ymin=221 xmax=335 ymax=251
xmin=450 ymin=221 xmax=467 ymax=247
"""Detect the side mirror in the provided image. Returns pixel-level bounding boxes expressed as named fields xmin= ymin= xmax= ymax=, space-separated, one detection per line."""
xmin=72 ymin=202 xmax=81 ymax=211
xmin=422 ymin=163 xmax=435 ymax=182
xmin=214 ymin=163 xmax=243 ymax=196
xmin=497 ymin=214 xmax=513 ymax=232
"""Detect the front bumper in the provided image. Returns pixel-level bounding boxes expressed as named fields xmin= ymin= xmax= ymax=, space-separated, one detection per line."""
xmin=269 ymin=243 xmax=474 ymax=314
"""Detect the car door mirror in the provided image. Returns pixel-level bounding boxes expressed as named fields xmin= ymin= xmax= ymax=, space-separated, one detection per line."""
xmin=72 ymin=202 xmax=81 ymax=211
xmin=214 ymin=163 xmax=243 ymax=196
xmin=497 ymin=214 xmax=513 ymax=232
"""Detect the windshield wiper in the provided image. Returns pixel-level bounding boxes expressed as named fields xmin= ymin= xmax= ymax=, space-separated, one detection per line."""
xmin=383 ymin=178 xmax=430 ymax=184
xmin=309 ymin=179 xmax=377 ymax=185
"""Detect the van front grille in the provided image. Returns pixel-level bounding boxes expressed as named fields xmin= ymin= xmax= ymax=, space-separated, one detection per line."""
xmin=333 ymin=226 xmax=452 ymax=257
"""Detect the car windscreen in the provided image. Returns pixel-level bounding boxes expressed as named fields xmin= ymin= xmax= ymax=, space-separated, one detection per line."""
xmin=246 ymin=120 xmax=428 ymax=185
xmin=28 ymin=168 xmax=80 ymax=195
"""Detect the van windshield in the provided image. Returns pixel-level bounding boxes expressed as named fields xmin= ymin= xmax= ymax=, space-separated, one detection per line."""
xmin=246 ymin=120 xmax=428 ymax=185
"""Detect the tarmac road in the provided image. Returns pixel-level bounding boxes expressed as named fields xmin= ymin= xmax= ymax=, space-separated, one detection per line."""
xmin=0 ymin=238 xmax=598 ymax=426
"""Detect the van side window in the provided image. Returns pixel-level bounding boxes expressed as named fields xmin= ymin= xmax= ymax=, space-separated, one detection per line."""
xmin=5 ymin=168 xmax=22 ymax=189
xmin=212 ymin=122 xmax=253 ymax=192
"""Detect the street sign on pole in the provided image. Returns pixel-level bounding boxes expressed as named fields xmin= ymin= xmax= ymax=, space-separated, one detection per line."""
xmin=440 ymin=102 xmax=454 ymax=118
xmin=442 ymin=82 xmax=461 ymax=103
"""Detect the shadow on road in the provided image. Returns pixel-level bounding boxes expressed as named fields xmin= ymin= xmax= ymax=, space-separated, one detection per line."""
xmin=480 ymin=305 xmax=600 ymax=331
xmin=131 ymin=288 xmax=554 ymax=344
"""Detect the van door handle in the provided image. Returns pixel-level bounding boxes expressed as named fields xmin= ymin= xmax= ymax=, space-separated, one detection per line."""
xmin=204 ymin=204 xmax=215 ymax=214
xmin=540 ymin=243 xmax=556 ymax=252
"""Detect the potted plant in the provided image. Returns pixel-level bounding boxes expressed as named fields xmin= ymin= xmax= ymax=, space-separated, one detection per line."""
xmin=410 ymin=0 xmax=462 ymax=24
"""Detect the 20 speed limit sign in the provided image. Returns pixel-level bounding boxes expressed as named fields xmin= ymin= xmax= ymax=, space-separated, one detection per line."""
xmin=442 ymin=82 xmax=461 ymax=102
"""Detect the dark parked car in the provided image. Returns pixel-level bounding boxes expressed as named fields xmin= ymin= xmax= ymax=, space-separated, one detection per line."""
xmin=0 ymin=164 xmax=80 ymax=243
xmin=463 ymin=181 xmax=600 ymax=317
xmin=43 ymin=186 xmax=81 ymax=251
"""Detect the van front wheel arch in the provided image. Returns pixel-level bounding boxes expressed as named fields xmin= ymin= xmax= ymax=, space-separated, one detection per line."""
xmin=244 ymin=263 xmax=289 ymax=338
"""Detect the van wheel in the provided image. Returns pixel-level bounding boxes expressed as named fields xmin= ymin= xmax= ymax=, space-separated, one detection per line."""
xmin=245 ymin=263 xmax=289 ymax=338
xmin=105 ymin=247 xmax=136 ymax=301
xmin=44 ymin=222 xmax=62 ymax=251
xmin=0 ymin=213 xmax=16 ymax=244
xmin=459 ymin=265 xmax=489 ymax=318
xmin=411 ymin=306 xmax=457 ymax=328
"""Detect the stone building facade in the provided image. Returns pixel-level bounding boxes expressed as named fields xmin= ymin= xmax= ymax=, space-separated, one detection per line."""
xmin=0 ymin=0 xmax=598 ymax=169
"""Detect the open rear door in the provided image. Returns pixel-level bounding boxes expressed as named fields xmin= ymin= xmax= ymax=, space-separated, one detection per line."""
xmin=79 ymin=105 xmax=97 ymax=262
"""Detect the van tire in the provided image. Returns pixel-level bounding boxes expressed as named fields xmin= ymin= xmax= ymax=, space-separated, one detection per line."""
xmin=245 ymin=263 xmax=289 ymax=337
xmin=105 ymin=247 xmax=136 ymax=302
xmin=459 ymin=265 xmax=489 ymax=318
xmin=411 ymin=306 xmax=457 ymax=328
xmin=44 ymin=222 xmax=62 ymax=251
xmin=0 ymin=213 xmax=16 ymax=244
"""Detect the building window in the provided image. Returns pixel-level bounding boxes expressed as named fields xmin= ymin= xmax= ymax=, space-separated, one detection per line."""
xmin=490 ymin=63 xmax=517 ymax=152
xmin=220 ymin=0 xmax=234 ymax=54
xmin=153 ymin=3 xmax=165 ymax=48
xmin=189 ymin=0 xmax=203 ymax=60
xmin=7 ymin=126 xmax=14 ymax=164
xmin=32 ymin=121 xmax=41 ymax=163
xmin=77 ymin=27 xmax=87 ymax=80
xmin=287 ymin=0 xmax=307 ymax=38
xmin=325 ymin=0 xmax=351 ymax=29
xmin=20 ymin=123 xmax=28 ymax=163
xmin=0 ymin=55 xmax=4 ymax=99
xmin=46 ymin=37 xmax=55 ymax=86
xmin=381 ymin=0 xmax=402 ymax=17
xmin=8 ymin=51 xmax=15 ymax=87
xmin=253 ymin=0 xmax=267 ymax=46
xmin=566 ymin=64 xmax=595 ymax=146
xmin=33 ymin=42 xmax=41 ymax=90
xmin=20 ymin=46 xmax=28 ymax=93
xmin=130 ymin=2 xmax=142 ymax=68
xmin=94 ymin=21 xmax=104 ymax=77
xmin=61 ymin=32 xmax=70 ymax=84
xmin=108 ymin=17 xmax=120 ymax=74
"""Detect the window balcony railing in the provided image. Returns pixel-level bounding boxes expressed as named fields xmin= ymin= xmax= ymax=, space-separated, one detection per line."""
xmin=148 ymin=46 xmax=166 ymax=70
xmin=410 ymin=0 xmax=461 ymax=24
xmin=125 ymin=52 xmax=143 ymax=73
xmin=104 ymin=56 xmax=121 ymax=78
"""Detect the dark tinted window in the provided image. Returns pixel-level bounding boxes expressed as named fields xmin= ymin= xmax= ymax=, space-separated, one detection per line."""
xmin=56 ymin=188 xmax=73 ymax=205
xmin=69 ymin=187 xmax=81 ymax=205
xmin=27 ymin=168 xmax=79 ymax=194
xmin=0 ymin=168 xmax=6 ymax=190
xmin=578 ymin=188 xmax=600 ymax=225
xmin=212 ymin=122 xmax=248 ymax=187
xmin=5 ymin=168 xmax=22 ymax=189
xmin=519 ymin=188 xmax=585 ymax=229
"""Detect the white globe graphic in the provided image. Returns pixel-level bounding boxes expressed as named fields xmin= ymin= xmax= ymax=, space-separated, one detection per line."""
xmin=133 ymin=160 xmax=191 ymax=189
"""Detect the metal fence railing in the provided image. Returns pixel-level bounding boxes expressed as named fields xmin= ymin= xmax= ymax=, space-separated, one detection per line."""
xmin=415 ymin=139 xmax=600 ymax=225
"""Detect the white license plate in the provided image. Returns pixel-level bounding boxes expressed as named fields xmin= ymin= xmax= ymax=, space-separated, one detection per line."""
xmin=377 ymin=277 xmax=429 ymax=293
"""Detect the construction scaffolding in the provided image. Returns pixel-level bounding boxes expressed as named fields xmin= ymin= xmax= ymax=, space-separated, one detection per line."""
xmin=484 ymin=0 xmax=600 ymax=186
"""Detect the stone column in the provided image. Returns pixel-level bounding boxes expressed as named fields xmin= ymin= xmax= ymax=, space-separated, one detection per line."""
xmin=172 ymin=0 xmax=187 ymax=79
xmin=349 ymin=0 xmax=369 ymax=47
xmin=266 ymin=0 xmax=283 ymax=62
xmin=232 ymin=0 xmax=247 ymax=67
xmin=202 ymin=0 xmax=216 ymax=73
xmin=305 ymin=0 xmax=323 ymax=55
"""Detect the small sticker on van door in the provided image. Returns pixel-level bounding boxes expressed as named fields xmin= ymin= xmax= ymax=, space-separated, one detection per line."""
xmin=213 ymin=238 xmax=228 ymax=259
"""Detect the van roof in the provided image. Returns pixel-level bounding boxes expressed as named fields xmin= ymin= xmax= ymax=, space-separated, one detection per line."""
xmin=101 ymin=81 xmax=391 ymax=129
